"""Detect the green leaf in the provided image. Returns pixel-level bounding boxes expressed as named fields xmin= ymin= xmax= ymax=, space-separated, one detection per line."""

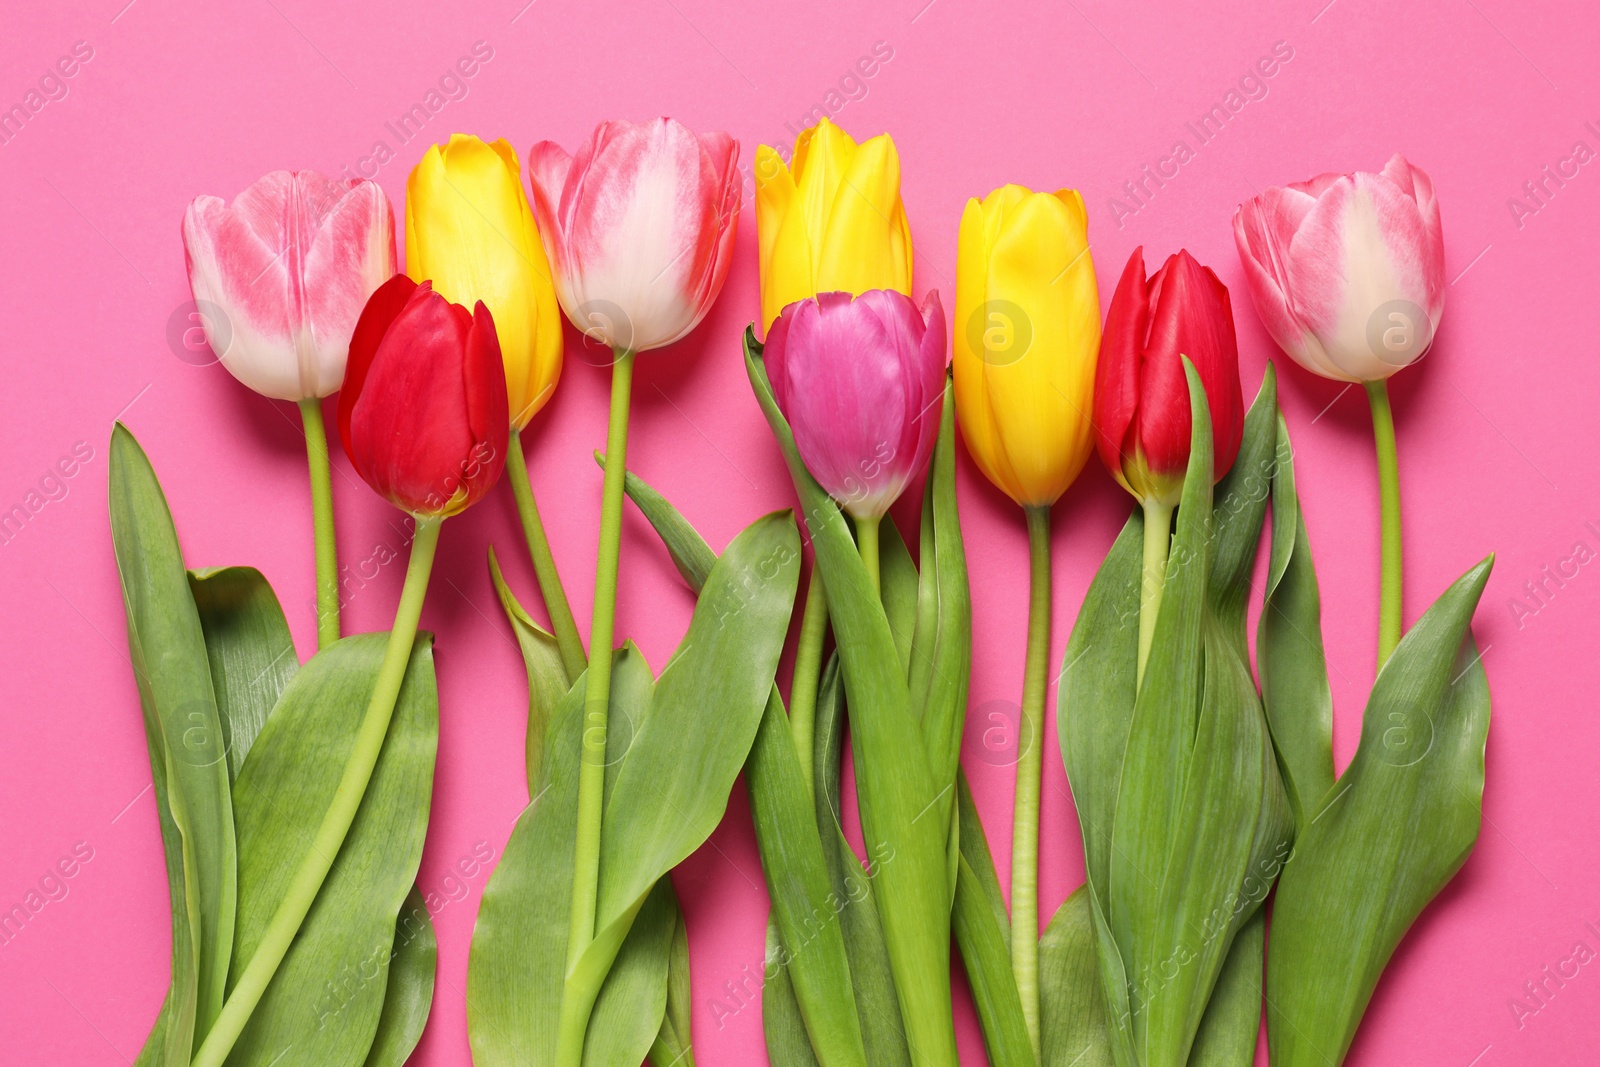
xmin=650 ymin=892 xmax=697 ymax=1067
xmin=813 ymin=658 xmax=913 ymax=1067
xmin=568 ymin=513 xmax=801 ymax=1023
xmin=611 ymin=458 xmax=865 ymax=1066
xmin=468 ymin=674 xmax=587 ymax=1067
xmin=1258 ymin=414 xmax=1335 ymax=831
xmin=1058 ymin=510 xmax=1142 ymax=905
xmin=880 ymin=517 xmax=919 ymax=675
xmin=1206 ymin=367 xmax=1278 ymax=641
xmin=584 ymin=880 xmax=675 ymax=1067
xmin=747 ymin=330 xmax=959 ymax=1066
xmin=471 ymin=514 xmax=799 ymax=1064
xmin=188 ymin=567 xmax=299 ymax=781
xmin=1185 ymin=906 xmax=1263 ymax=1067
xmin=488 ymin=545 xmax=571 ymax=788
xmin=110 ymin=424 xmax=236 ymax=1056
xmin=363 ymin=888 xmax=437 ymax=1067
xmin=225 ymin=632 xmax=438 ymax=1065
xmin=1106 ymin=364 xmax=1291 ymax=1066
xmin=764 ymin=918 xmax=823 ymax=1067
xmin=951 ymin=775 xmax=1032 ymax=1067
xmin=749 ymin=682 xmax=871 ymax=1066
xmin=1039 ymin=887 xmax=1114 ymax=1067
xmin=907 ymin=379 xmax=972 ymax=845
xmin=1266 ymin=560 xmax=1493 ymax=1067
xmin=1056 ymin=506 xmax=1142 ymax=1067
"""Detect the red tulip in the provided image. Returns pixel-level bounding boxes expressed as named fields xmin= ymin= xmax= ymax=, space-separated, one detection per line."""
xmin=338 ymin=275 xmax=509 ymax=516
xmin=1093 ymin=248 xmax=1244 ymax=505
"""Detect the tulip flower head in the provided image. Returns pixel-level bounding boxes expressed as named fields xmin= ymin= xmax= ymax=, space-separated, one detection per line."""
xmin=527 ymin=117 xmax=740 ymax=354
xmin=1233 ymin=153 xmax=1444 ymax=382
xmin=407 ymin=134 xmax=564 ymax=429
xmin=338 ymin=275 xmax=509 ymax=517
xmin=765 ymin=289 xmax=946 ymax=520
xmin=755 ymin=117 xmax=913 ymax=332
xmin=953 ymin=184 xmax=1100 ymax=508
xmin=1094 ymin=248 xmax=1244 ymax=507
xmin=183 ymin=169 xmax=396 ymax=400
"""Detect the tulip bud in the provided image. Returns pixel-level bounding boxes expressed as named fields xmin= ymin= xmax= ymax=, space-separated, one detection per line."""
xmin=406 ymin=134 xmax=564 ymax=430
xmin=527 ymin=118 xmax=740 ymax=354
xmin=337 ymin=276 xmax=509 ymax=517
xmin=183 ymin=170 xmax=395 ymax=401
xmin=953 ymin=184 xmax=1100 ymax=508
xmin=755 ymin=117 xmax=913 ymax=332
xmin=765 ymin=290 xmax=946 ymax=520
xmin=1094 ymin=248 xmax=1244 ymax=506
xmin=1233 ymin=153 xmax=1444 ymax=382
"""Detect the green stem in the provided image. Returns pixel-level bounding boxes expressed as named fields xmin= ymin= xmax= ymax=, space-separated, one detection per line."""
xmin=788 ymin=568 xmax=828 ymax=799
xmin=1011 ymin=504 xmax=1052 ymax=1058
xmin=190 ymin=515 xmax=442 ymax=1067
xmin=299 ymin=398 xmax=340 ymax=650
xmin=507 ymin=427 xmax=587 ymax=680
xmin=855 ymin=514 xmax=881 ymax=597
xmin=1366 ymin=379 xmax=1403 ymax=666
xmin=1136 ymin=498 xmax=1175 ymax=689
xmin=564 ymin=349 xmax=635 ymax=1006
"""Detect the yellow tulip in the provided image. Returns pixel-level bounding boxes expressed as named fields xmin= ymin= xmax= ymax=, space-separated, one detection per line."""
xmin=406 ymin=134 xmax=563 ymax=429
xmin=755 ymin=117 xmax=913 ymax=331
xmin=953 ymin=184 xmax=1100 ymax=508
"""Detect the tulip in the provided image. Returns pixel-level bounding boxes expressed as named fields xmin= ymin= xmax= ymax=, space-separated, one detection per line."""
xmin=953 ymin=184 xmax=1100 ymax=509
xmin=191 ymin=275 xmax=505 ymax=1067
xmin=183 ymin=170 xmax=396 ymax=401
xmin=766 ymin=290 xmax=945 ymax=583
xmin=755 ymin=118 xmax=917 ymax=779
xmin=337 ymin=275 xmax=508 ymax=518
xmin=1096 ymin=247 xmax=1244 ymax=506
xmin=1094 ymin=248 xmax=1244 ymax=683
xmin=527 ymin=117 xmax=740 ymax=354
xmin=527 ymin=120 xmax=741 ymax=1062
xmin=182 ymin=169 xmax=396 ymax=649
xmin=1232 ymin=153 xmax=1443 ymax=385
xmin=952 ymin=182 xmax=1100 ymax=1054
xmin=406 ymin=134 xmax=564 ymax=429
xmin=1233 ymin=154 xmax=1445 ymax=666
xmin=755 ymin=117 xmax=913 ymax=331
xmin=406 ymin=134 xmax=583 ymax=678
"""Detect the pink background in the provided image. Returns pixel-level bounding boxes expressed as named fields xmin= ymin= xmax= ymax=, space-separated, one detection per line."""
xmin=2 ymin=0 xmax=1596 ymax=1063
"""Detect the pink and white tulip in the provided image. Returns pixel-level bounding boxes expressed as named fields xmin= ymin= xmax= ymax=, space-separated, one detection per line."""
xmin=527 ymin=117 xmax=740 ymax=353
xmin=1233 ymin=153 xmax=1444 ymax=382
xmin=182 ymin=170 xmax=396 ymax=400
xmin=765 ymin=289 xmax=947 ymax=520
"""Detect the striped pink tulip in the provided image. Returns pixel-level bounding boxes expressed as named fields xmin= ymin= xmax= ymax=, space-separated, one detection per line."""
xmin=765 ymin=289 xmax=947 ymax=520
xmin=1233 ymin=153 xmax=1444 ymax=382
xmin=528 ymin=118 xmax=740 ymax=354
xmin=182 ymin=170 xmax=396 ymax=400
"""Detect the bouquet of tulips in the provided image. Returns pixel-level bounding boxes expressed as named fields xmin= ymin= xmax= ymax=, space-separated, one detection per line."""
xmin=116 ymin=104 xmax=1487 ymax=1067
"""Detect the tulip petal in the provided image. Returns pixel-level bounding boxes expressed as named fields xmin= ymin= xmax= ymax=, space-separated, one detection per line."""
xmin=338 ymin=273 xmax=419 ymax=461
xmin=530 ymin=118 xmax=738 ymax=352
xmin=816 ymin=133 xmax=910 ymax=301
xmin=408 ymin=134 xmax=563 ymax=428
xmin=1094 ymin=248 xmax=1149 ymax=490
xmin=183 ymin=171 xmax=394 ymax=400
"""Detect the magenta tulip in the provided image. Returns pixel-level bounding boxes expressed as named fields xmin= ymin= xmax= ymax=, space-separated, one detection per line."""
xmin=1233 ymin=153 xmax=1444 ymax=382
xmin=765 ymin=289 xmax=947 ymax=520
